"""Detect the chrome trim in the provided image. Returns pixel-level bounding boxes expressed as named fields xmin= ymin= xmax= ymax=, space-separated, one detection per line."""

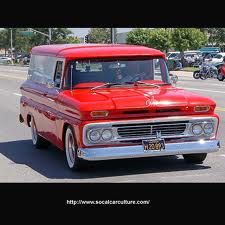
xmin=78 ymin=140 xmax=220 ymax=161
xmin=83 ymin=116 xmax=218 ymax=146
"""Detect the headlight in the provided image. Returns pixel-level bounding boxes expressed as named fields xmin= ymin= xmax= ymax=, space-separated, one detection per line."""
xmin=192 ymin=124 xmax=203 ymax=135
xmin=89 ymin=130 xmax=101 ymax=141
xmin=102 ymin=129 xmax=113 ymax=141
xmin=203 ymin=123 xmax=214 ymax=135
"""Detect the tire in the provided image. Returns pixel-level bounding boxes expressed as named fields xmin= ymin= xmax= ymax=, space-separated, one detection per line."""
xmin=64 ymin=125 xmax=88 ymax=170
xmin=183 ymin=153 xmax=207 ymax=164
xmin=217 ymin=73 xmax=225 ymax=81
xmin=30 ymin=117 xmax=49 ymax=149
xmin=193 ymin=71 xmax=200 ymax=79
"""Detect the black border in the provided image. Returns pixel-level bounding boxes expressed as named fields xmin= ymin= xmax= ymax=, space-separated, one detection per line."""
xmin=1 ymin=183 xmax=225 ymax=212
xmin=2 ymin=2 xmax=225 ymax=27
xmin=1 ymin=1 xmax=225 ymax=216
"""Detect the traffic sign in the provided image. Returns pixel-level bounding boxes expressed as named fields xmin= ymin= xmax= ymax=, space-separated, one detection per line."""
xmin=20 ymin=31 xmax=34 ymax=36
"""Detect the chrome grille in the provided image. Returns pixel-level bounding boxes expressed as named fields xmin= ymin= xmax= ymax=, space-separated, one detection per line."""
xmin=114 ymin=121 xmax=188 ymax=139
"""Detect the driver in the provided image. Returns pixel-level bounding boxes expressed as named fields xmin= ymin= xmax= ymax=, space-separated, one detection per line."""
xmin=113 ymin=67 xmax=132 ymax=83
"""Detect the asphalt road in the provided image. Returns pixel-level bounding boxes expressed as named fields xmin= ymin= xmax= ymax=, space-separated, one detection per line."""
xmin=0 ymin=65 xmax=225 ymax=182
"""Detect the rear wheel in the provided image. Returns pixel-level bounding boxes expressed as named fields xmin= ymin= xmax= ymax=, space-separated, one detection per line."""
xmin=64 ymin=125 xmax=88 ymax=170
xmin=217 ymin=73 xmax=225 ymax=81
xmin=30 ymin=117 xmax=49 ymax=149
xmin=183 ymin=153 xmax=207 ymax=164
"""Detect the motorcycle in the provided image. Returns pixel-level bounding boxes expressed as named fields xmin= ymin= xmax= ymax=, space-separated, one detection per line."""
xmin=217 ymin=63 xmax=225 ymax=81
xmin=193 ymin=62 xmax=218 ymax=80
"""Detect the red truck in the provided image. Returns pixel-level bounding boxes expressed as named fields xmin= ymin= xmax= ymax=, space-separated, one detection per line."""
xmin=19 ymin=44 xmax=220 ymax=170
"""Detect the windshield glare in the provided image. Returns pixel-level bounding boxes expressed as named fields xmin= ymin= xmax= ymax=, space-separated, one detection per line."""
xmin=65 ymin=58 xmax=170 ymax=89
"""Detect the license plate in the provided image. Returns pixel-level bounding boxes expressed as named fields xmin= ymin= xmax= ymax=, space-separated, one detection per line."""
xmin=142 ymin=139 xmax=165 ymax=151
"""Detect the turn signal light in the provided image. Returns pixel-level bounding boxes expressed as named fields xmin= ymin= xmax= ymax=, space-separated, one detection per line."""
xmin=90 ymin=111 xmax=109 ymax=118
xmin=194 ymin=106 xmax=210 ymax=112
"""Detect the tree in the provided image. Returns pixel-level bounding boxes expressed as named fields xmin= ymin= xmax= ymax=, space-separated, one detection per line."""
xmin=171 ymin=28 xmax=207 ymax=65
xmin=205 ymin=28 xmax=225 ymax=47
xmin=28 ymin=28 xmax=73 ymax=45
xmin=62 ymin=36 xmax=81 ymax=44
xmin=126 ymin=28 xmax=150 ymax=46
xmin=87 ymin=28 xmax=112 ymax=43
xmin=0 ymin=29 xmax=9 ymax=55
xmin=171 ymin=28 xmax=207 ymax=51
xmin=147 ymin=28 xmax=171 ymax=52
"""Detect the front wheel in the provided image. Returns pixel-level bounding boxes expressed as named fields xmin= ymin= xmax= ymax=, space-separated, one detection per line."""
xmin=64 ymin=126 xmax=88 ymax=170
xmin=183 ymin=153 xmax=207 ymax=164
xmin=193 ymin=71 xmax=200 ymax=79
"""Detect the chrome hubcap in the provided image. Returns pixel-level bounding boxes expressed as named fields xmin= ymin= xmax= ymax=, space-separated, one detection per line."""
xmin=65 ymin=128 xmax=76 ymax=168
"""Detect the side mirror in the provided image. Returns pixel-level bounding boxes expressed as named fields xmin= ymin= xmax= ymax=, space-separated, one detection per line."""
xmin=46 ymin=79 xmax=55 ymax=88
xmin=169 ymin=73 xmax=178 ymax=86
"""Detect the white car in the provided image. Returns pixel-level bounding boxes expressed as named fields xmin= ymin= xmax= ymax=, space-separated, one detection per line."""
xmin=210 ymin=53 xmax=225 ymax=63
xmin=166 ymin=51 xmax=180 ymax=60
xmin=0 ymin=56 xmax=12 ymax=64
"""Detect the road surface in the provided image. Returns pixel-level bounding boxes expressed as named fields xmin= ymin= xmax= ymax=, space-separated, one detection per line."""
xmin=0 ymin=65 xmax=224 ymax=182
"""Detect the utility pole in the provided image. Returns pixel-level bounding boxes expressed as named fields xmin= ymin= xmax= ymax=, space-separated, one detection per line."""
xmin=48 ymin=28 xmax=52 ymax=44
xmin=10 ymin=28 xmax=14 ymax=64
xmin=111 ymin=28 xmax=115 ymax=44
xmin=10 ymin=28 xmax=13 ymax=56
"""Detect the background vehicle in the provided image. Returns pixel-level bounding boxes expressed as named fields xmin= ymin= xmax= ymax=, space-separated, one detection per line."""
xmin=217 ymin=61 xmax=225 ymax=81
xmin=166 ymin=51 xmax=180 ymax=60
xmin=0 ymin=56 xmax=12 ymax=64
xmin=210 ymin=53 xmax=225 ymax=64
xmin=193 ymin=62 xmax=218 ymax=80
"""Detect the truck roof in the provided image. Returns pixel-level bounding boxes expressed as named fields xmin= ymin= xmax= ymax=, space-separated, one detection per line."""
xmin=31 ymin=44 xmax=165 ymax=59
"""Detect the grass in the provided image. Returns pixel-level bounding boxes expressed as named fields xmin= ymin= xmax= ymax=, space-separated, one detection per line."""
xmin=180 ymin=67 xmax=199 ymax=72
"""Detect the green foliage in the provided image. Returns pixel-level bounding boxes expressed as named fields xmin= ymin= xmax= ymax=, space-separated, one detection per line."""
xmin=171 ymin=28 xmax=207 ymax=51
xmin=62 ymin=36 xmax=81 ymax=44
xmin=126 ymin=28 xmax=150 ymax=46
xmin=127 ymin=28 xmax=171 ymax=51
xmin=88 ymin=28 xmax=114 ymax=43
xmin=147 ymin=28 xmax=171 ymax=52
xmin=205 ymin=28 xmax=225 ymax=46
xmin=0 ymin=28 xmax=75 ymax=54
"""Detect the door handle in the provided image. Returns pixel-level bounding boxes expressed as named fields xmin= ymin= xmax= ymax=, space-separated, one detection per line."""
xmin=44 ymin=111 xmax=56 ymax=121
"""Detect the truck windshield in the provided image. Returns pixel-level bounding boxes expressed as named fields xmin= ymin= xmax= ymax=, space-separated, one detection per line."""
xmin=64 ymin=58 xmax=171 ymax=89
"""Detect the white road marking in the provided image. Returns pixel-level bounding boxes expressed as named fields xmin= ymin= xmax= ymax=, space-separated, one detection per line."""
xmin=178 ymin=87 xmax=225 ymax=94
xmin=219 ymin=154 xmax=225 ymax=157
xmin=13 ymin=93 xmax=22 ymax=96
xmin=0 ymin=89 xmax=21 ymax=97
xmin=0 ymin=74 xmax=26 ymax=80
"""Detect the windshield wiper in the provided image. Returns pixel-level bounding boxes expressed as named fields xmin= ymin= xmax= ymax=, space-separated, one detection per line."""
xmin=124 ymin=81 xmax=160 ymax=88
xmin=90 ymin=82 xmax=123 ymax=91
xmin=90 ymin=81 xmax=161 ymax=91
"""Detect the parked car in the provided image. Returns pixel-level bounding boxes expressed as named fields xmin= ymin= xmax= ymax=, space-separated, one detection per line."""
xmin=166 ymin=51 xmax=180 ymax=60
xmin=0 ymin=56 xmax=12 ymax=64
xmin=19 ymin=44 xmax=220 ymax=170
xmin=210 ymin=53 xmax=225 ymax=63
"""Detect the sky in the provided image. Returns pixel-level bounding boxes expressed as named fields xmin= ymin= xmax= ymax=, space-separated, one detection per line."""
xmin=0 ymin=28 xmax=133 ymax=37
xmin=69 ymin=28 xmax=133 ymax=37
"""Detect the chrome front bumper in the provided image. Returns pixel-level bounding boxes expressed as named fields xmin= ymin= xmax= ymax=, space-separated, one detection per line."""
xmin=78 ymin=140 xmax=220 ymax=161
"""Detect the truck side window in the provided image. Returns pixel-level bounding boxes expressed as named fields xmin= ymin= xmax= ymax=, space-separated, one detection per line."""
xmin=54 ymin=61 xmax=63 ymax=88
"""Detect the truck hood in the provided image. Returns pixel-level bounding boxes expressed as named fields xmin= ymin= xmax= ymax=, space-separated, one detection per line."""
xmin=59 ymin=86 xmax=216 ymax=120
